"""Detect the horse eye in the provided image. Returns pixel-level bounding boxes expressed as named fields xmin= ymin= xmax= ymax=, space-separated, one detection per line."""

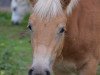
xmin=28 ymin=25 xmax=32 ymax=30
xmin=13 ymin=7 xmax=17 ymax=11
xmin=59 ymin=28 xmax=65 ymax=33
xmin=27 ymin=23 xmax=32 ymax=30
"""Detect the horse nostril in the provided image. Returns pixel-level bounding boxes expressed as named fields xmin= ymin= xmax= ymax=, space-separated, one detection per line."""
xmin=45 ymin=70 xmax=50 ymax=75
xmin=28 ymin=68 xmax=50 ymax=75
xmin=28 ymin=68 xmax=34 ymax=75
xmin=12 ymin=21 xmax=19 ymax=25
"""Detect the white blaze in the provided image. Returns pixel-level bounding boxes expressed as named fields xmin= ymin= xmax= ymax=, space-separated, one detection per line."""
xmin=32 ymin=45 xmax=51 ymax=68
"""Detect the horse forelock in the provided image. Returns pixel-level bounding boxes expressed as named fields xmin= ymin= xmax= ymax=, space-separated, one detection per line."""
xmin=33 ymin=0 xmax=64 ymax=20
xmin=67 ymin=0 xmax=79 ymax=15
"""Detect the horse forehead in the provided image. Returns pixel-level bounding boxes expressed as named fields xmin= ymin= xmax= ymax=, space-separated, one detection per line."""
xmin=35 ymin=23 xmax=57 ymax=34
xmin=30 ymin=14 xmax=67 ymax=27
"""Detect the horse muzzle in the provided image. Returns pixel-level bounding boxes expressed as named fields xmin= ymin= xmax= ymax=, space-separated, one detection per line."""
xmin=28 ymin=67 xmax=51 ymax=75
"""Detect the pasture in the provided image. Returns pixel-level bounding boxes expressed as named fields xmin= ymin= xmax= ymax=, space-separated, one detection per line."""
xmin=0 ymin=11 xmax=100 ymax=75
xmin=0 ymin=11 xmax=32 ymax=75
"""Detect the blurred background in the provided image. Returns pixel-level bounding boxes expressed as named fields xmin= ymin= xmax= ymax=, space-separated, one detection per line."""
xmin=0 ymin=0 xmax=11 ymax=11
xmin=0 ymin=0 xmax=32 ymax=75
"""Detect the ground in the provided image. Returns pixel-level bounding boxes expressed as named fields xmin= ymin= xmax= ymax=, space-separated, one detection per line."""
xmin=0 ymin=11 xmax=100 ymax=75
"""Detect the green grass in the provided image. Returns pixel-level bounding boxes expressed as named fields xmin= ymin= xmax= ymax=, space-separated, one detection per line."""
xmin=0 ymin=12 xmax=32 ymax=75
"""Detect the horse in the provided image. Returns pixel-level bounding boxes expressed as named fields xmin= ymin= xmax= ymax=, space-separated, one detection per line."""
xmin=11 ymin=0 xmax=32 ymax=25
xmin=28 ymin=0 xmax=100 ymax=75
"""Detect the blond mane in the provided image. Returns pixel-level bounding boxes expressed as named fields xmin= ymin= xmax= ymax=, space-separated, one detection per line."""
xmin=67 ymin=0 xmax=79 ymax=15
xmin=33 ymin=0 xmax=64 ymax=20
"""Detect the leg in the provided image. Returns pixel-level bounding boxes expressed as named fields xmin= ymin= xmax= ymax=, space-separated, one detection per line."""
xmin=79 ymin=58 xmax=98 ymax=75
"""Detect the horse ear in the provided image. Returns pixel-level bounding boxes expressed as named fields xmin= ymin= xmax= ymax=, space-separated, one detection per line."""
xmin=29 ymin=0 xmax=36 ymax=6
xmin=29 ymin=0 xmax=33 ymax=3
